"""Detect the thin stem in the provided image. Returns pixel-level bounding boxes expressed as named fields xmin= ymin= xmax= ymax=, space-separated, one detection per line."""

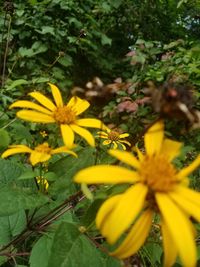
xmin=1 ymin=15 xmax=12 ymax=88
xmin=1 ymin=118 xmax=16 ymax=129
xmin=0 ymin=188 xmax=90 ymax=253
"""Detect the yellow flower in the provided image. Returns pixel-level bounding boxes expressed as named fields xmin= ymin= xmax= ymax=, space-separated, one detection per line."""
xmin=36 ymin=176 xmax=49 ymax=191
xmin=97 ymin=128 xmax=131 ymax=150
xmin=74 ymin=120 xmax=200 ymax=267
xmin=2 ymin=142 xmax=77 ymax=166
xmin=10 ymin=83 xmax=106 ymax=148
xmin=40 ymin=130 xmax=48 ymax=138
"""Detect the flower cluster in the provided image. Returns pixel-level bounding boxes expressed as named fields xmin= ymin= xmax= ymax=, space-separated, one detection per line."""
xmin=2 ymin=83 xmax=131 ymax=166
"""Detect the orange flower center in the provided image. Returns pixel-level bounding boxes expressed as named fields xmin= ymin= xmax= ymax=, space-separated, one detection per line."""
xmin=35 ymin=143 xmax=52 ymax=154
xmin=139 ymin=155 xmax=177 ymax=192
xmin=108 ymin=131 xmax=120 ymax=141
xmin=53 ymin=106 xmax=76 ymax=124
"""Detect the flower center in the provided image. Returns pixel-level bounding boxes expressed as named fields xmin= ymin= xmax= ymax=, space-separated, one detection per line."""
xmin=139 ymin=155 xmax=177 ymax=192
xmin=53 ymin=106 xmax=76 ymax=124
xmin=35 ymin=143 xmax=52 ymax=154
xmin=108 ymin=131 xmax=120 ymax=141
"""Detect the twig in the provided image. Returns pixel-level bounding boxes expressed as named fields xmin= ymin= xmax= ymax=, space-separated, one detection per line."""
xmin=1 ymin=15 xmax=12 ymax=88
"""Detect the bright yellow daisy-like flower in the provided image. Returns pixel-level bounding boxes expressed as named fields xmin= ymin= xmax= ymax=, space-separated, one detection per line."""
xmin=2 ymin=142 xmax=77 ymax=166
xmin=74 ymin=120 xmax=200 ymax=267
xmin=97 ymin=128 xmax=131 ymax=150
xmin=10 ymin=83 xmax=106 ymax=148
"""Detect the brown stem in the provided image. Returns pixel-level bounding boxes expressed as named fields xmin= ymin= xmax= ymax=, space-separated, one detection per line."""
xmin=1 ymin=15 xmax=12 ymax=87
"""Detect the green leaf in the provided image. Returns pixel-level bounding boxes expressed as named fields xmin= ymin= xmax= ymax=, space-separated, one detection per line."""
xmin=0 ymin=187 xmax=49 ymax=216
xmin=0 ymin=129 xmax=10 ymax=149
xmin=109 ymin=0 xmax=122 ymax=8
xmin=18 ymin=171 xmax=36 ymax=180
xmin=0 ymin=159 xmax=23 ymax=185
xmin=30 ymin=234 xmax=54 ymax=267
xmin=82 ymin=199 xmax=104 ymax=227
xmin=32 ymin=77 xmax=50 ymax=84
xmin=143 ymin=243 xmax=162 ymax=265
xmin=6 ymin=79 xmax=28 ymax=90
xmin=47 ymin=222 xmax=104 ymax=267
xmin=41 ymin=26 xmax=55 ymax=35
xmin=43 ymin=172 xmax=57 ymax=181
xmin=48 ymin=147 xmax=96 ymax=197
xmin=101 ymin=34 xmax=112 ymax=46
xmin=49 ymin=147 xmax=95 ymax=179
xmin=0 ymin=210 xmax=26 ymax=245
xmin=58 ymin=55 xmax=73 ymax=67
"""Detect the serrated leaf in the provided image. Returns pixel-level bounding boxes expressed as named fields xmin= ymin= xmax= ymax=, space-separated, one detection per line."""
xmin=30 ymin=234 xmax=54 ymax=267
xmin=0 ymin=159 xmax=23 ymax=185
xmin=48 ymin=147 xmax=96 ymax=197
xmin=47 ymin=222 xmax=104 ymax=267
xmin=49 ymin=147 xmax=95 ymax=179
xmin=0 ymin=210 xmax=26 ymax=245
xmin=0 ymin=187 xmax=49 ymax=216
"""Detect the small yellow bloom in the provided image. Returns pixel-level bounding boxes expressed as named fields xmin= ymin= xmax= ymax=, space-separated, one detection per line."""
xmin=2 ymin=142 xmax=77 ymax=166
xmin=74 ymin=120 xmax=200 ymax=267
xmin=97 ymin=128 xmax=131 ymax=150
xmin=36 ymin=176 xmax=49 ymax=191
xmin=9 ymin=83 xmax=106 ymax=148
xmin=40 ymin=130 xmax=48 ymax=138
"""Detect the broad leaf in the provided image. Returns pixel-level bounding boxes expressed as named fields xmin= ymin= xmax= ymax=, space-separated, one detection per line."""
xmin=0 ymin=187 xmax=49 ymax=216
xmin=0 ymin=210 xmax=26 ymax=245
xmin=47 ymin=222 xmax=104 ymax=267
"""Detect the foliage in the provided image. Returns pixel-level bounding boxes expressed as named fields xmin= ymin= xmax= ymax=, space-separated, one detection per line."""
xmin=1 ymin=0 xmax=200 ymax=266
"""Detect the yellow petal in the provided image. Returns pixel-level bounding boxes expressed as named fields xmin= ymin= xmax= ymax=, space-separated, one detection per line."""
xmin=30 ymin=151 xmax=51 ymax=165
xmin=133 ymin=146 xmax=144 ymax=161
xmin=29 ymin=92 xmax=56 ymax=111
xmin=119 ymin=133 xmax=129 ymax=138
xmin=144 ymin=120 xmax=164 ymax=156
xmin=118 ymin=142 xmax=126 ymax=150
xmin=102 ymin=140 xmax=111 ymax=145
xmin=51 ymin=146 xmax=77 ymax=157
xmin=109 ymin=149 xmax=140 ymax=169
xmin=161 ymin=219 xmax=178 ymax=267
xmin=97 ymin=131 xmax=109 ymax=136
xmin=2 ymin=146 xmax=32 ymax=158
xmin=67 ymin=96 xmax=90 ymax=115
xmin=160 ymin=138 xmax=182 ymax=161
xmin=156 ymin=193 xmax=196 ymax=267
xmin=48 ymin=83 xmax=63 ymax=107
xmin=172 ymin=185 xmax=200 ymax=207
xmin=111 ymin=209 xmax=153 ymax=259
xmin=76 ymin=118 xmax=107 ymax=130
xmin=96 ymin=194 xmax=122 ymax=229
xmin=74 ymin=165 xmax=140 ymax=184
xmin=112 ymin=142 xmax=118 ymax=149
xmin=168 ymin=189 xmax=200 ymax=222
xmin=97 ymin=135 xmax=108 ymax=139
xmin=60 ymin=124 xmax=74 ymax=148
xmin=9 ymin=101 xmax=53 ymax=115
xmin=16 ymin=110 xmax=55 ymax=123
xmin=120 ymin=140 xmax=131 ymax=146
xmin=176 ymin=155 xmax=200 ymax=179
xmin=106 ymin=183 xmax=147 ymax=244
xmin=71 ymin=124 xmax=95 ymax=147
